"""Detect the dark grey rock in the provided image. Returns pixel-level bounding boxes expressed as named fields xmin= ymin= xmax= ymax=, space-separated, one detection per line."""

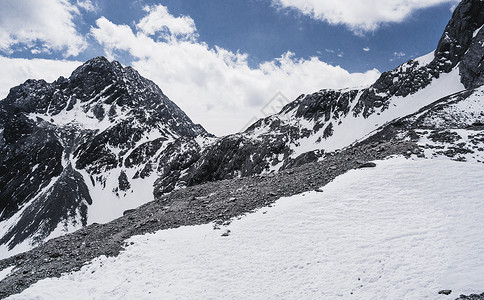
xmin=435 ymin=0 xmax=484 ymax=74
xmin=123 ymin=209 xmax=136 ymax=216
xmin=357 ymin=162 xmax=377 ymax=168
xmin=456 ymin=292 xmax=484 ymax=300
xmin=118 ymin=170 xmax=130 ymax=192
xmin=439 ymin=290 xmax=452 ymax=295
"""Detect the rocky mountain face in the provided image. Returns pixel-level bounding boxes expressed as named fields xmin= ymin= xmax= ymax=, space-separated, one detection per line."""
xmin=152 ymin=0 xmax=484 ymax=194
xmin=1 ymin=0 xmax=484 ymax=260
xmin=0 ymin=57 xmax=210 ymax=257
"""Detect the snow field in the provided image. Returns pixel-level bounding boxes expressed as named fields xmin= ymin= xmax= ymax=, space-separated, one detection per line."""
xmin=6 ymin=157 xmax=484 ymax=299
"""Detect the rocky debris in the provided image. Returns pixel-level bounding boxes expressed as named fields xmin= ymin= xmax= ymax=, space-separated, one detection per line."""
xmin=123 ymin=209 xmax=136 ymax=216
xmin=439 ymin=290 xmax=453 ymax=295
xmin=0 ymin=137 xmax=419 ymax=299
xmin=370 ymin=87 xmax=484 ymax=164
xmin=456 ymin=293 xmax=484 ymax=300
xmin=281 ymin=150 xmax=323 ymax=170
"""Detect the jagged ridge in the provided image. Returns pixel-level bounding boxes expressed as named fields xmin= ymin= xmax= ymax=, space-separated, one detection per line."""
xmin=0 ymin=57 xmax=209 ymax=255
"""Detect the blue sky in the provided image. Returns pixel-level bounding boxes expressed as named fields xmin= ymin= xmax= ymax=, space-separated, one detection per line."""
xmin=0 ymin=0 xmax=459 ymax=135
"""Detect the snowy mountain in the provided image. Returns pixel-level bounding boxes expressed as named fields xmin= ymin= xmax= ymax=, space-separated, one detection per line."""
xmin=0 ymin=57 xmax=211 ymax=257
xmin=0 ymin=1 xmax=484 ymax=296
xmin=153 ymin=0 xmax=484 ymax=191
xmin=0 ymin=0 xmax=483 ymax=276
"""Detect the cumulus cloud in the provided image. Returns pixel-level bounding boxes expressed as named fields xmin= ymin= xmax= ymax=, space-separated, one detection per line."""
xmin=0 ymin=56 xmax=81 ymax=99
xmin=91 ymin=4 xmax=380 ymax=135
xmin=0 ymin=0 xmax=87 ymax=57
xmin=272 ymin=0 xmax=460 ymax=34
xmin=137 ymin=5 xmax=197 ymax=40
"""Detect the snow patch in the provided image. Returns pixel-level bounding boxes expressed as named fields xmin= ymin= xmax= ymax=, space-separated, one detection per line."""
xmin=81 ymin=168 xmax=158 ymax=225
xmin=413 ymin=51 xmax=435 ymax=66
xmin=474 ymin=24 xmax=484 ymax=38
xmin=0 ymin=266 xmax=14 ymax=282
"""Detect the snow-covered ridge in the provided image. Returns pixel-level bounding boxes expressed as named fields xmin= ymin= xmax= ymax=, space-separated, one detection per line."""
xmin=238 ymin=58 xmax=465 ymax=164
xmin=154 ymin=4 xmax=484 ymax=195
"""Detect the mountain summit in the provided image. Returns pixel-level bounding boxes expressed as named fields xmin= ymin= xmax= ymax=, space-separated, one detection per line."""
xmin=0 ymin=57 xmax=209 ymax=256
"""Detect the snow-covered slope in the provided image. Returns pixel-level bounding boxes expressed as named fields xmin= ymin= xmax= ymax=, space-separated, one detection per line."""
xmin=0 ymin=57 xmax=212 ymax=258
xmin=5 ymin=157 xmax=483 ymax=299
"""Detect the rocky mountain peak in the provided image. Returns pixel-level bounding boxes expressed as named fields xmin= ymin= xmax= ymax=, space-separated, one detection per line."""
xmin=71 ymin=56 xmax=119 ymax=77
xmin=434 ymin=0 xmax=484 ymax=70
xmin=0 ymin=56 xmax=210 ymax=255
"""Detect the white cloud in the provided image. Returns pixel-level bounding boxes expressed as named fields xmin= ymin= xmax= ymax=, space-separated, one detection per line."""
xmin=272 ymin=0 xmax=460 ymax=34
xmin=137 ymin=5 xmax=197 ymax=40
xmin=363 ymin=47 xmax=370 ymax=52
xmin=91 ymin=5 xmax=380 ymax=135
xmin=77 ymin=0 xmax=98 ymax=12
xmin=0 ymin=0 xmax=87 ymax=57
xmin=0 ymin=56 xmax=81 ymax=99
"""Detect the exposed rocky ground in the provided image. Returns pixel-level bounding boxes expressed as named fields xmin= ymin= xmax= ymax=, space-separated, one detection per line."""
xmin=456 ymin=293 xmax=484 ymax=300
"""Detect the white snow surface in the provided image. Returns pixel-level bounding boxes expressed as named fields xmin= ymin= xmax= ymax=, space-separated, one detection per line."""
xmin=474 ymin=24 xmax=484 ymax=38
xmin=414 ymin=51 xmax=435 ymax=66
xmin=0 ymin=266 xmax=14 ymax=282
xmin=81 ymin=167 xmax=159 ymax=225
xmin=8 ymin=157 xmax=484 ymax=300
